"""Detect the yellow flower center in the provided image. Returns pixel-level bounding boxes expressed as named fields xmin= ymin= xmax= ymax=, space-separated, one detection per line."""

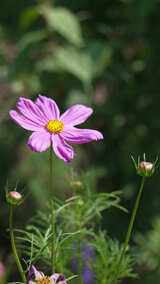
xmin=46 ymin=120 xmax=64 ymax=133
xmin=35 ymin=276 xmax=51 ymax=284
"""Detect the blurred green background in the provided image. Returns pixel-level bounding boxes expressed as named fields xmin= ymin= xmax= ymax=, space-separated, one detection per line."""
xmin=1 ymin=0 xmax=160 ymax=283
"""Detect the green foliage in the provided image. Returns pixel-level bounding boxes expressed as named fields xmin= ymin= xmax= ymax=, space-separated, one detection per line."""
xmin=89 ymin=231 xmax=137 ymax=284
xmin=38 ymin=46 xmax=93 ymax=86
xmin=19 ymin=6 xmax=39 ymax=30
xmin=1 ymin=0 xmax=160 ymax=282
xmin=13 ymin=189 xmax=135 ymax=282
xmin=15 ymin=189 xmax=124 ymax=261
xmin=41 ymin=7 xmax=84 ymax=47
xmin=135 ymin=216 xmax=160 ymax=278
xmin=59 ymin=191 xmax=127 ymax=229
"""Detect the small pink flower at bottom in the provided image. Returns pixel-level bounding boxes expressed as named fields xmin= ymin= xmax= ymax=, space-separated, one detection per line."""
xmin=27 ymin=266 xmax=67 ymax=284
xmin=9 ymin=95 xmax=103 ymax=163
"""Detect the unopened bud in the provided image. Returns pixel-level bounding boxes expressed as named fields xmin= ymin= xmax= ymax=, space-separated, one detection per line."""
xmin=139 ymin=162 xmax=153 ymax=171
xmin=138 ymin=161 xmax=155 ymax=177
xmin=70 ymin=181 xmax=84 ymax=191
xmin=6 ymin=191 xmax=23 ymax=205
xmin=9 ymin=191 xmax=22 ymax=201
xmin=132 ymin=155 xmax=157 ymax=178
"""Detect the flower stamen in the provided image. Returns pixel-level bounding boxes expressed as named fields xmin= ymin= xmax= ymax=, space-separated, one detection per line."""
xmin=46 ymin=120 xmax=64 ymax=133
xmin=35 ymin=276 xmax=51 ymax=284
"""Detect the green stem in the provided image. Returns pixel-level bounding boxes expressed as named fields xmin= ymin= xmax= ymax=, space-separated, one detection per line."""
xmin=9 ymin=205 xmax=26 ymax=283
xmin=78 ymin=233 xmax=83 ymax=284
xmin=113 ymin=176 xmax=145 ymax=284
xmin=49 ymin=145 xmax=55 ymax=274
xmin=77 ymin=200 xmax=83 ymax=284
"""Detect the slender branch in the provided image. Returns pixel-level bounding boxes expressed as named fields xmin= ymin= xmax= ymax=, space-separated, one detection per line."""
xmin=113 ymin=176 xmax=145 ymax=284
xmin=49 ymin=145 xmax=55 ymax=274
xmin=9 ymin=205 xmax=26 ymax=283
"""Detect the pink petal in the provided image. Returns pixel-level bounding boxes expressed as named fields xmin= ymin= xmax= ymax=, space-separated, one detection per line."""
xmin=58 ymin=280 xmax=68 ymax=284
xmin=52 ymin=134 xmax=74 ymax=163
xmin=61 ymin=126 xmax=104 ymax=144
xmin=50 ymin=274 xmax=59 ymax=283
xmin=60 ymin=104 xmax=93 ymax=126
xmin=27 ymin=265 xmax=44 ymax=282
xmin=50 ymin=273 xmax=61 ymax=284
xmin=9 ymin=110 xmax=42 ymax=131
xmin=35 ymin=94 xmax=60 ymax=121
xmin=16 ymin=97 xmax=47 ymax=125
xmin=28 ymin=130 xmax=51 ymax=152
xmin=50 ymin=273 xmax=67 ymax=284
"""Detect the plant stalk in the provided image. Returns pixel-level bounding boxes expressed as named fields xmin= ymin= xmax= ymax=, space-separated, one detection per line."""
xmin=9 ymin=204 xmax=26 ymax=283
xmin=113 ymin=176 xmax=145 ymax=284
xmin=77 ymin=199 xmax=83 ymax=284
xmin=78 ymin=230 xmax=83 ymax=284
xmin=49 ymin=145 xmax=55 ymax=274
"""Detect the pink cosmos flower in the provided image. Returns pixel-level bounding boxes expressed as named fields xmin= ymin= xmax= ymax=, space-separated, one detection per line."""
xmin=27 ymin=265 xmax=67 ymax=284
xmin=9 ymin=94 xmax=103 ymax=162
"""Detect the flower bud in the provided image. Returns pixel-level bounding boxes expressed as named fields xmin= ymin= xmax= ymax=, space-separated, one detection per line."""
xmin=9 ymin=191 xmax=22 ymax=201
xmin=70 ymin=181 xmax=84 ymax=191
xmin=138 ymin=161 xmax=155 ymax=177
xmin=6 ymin=190 xmax=23 ymax=205
xmin=139 ymin=162 xmax=153 ymax=171
xmin=132 ymin=155 xmax=157 ymax=177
